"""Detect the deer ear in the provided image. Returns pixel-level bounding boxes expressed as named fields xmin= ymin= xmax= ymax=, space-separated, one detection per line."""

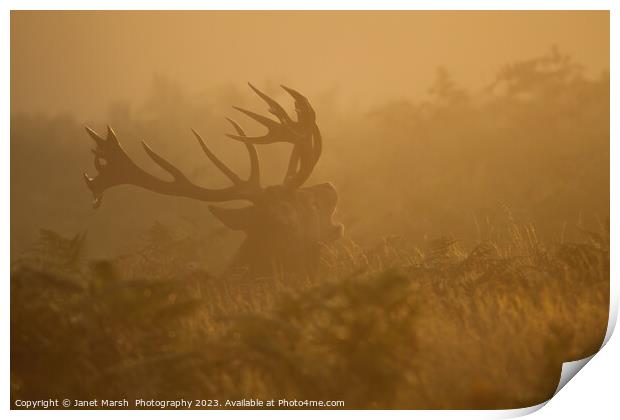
xmin=209 ymin=205 xmax=255 ymax=231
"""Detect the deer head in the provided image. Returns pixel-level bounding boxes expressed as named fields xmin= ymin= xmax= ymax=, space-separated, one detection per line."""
xmin=83 ymin=84 xmax=343 ymax=277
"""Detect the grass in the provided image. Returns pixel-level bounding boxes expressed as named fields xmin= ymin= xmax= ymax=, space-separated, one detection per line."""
xmin=10 ymin=219 xmax=609 ymax=409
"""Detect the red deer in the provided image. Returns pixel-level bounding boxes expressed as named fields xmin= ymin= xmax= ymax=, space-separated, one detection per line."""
xmin=83 ymin=84 xmax=343 ymax=278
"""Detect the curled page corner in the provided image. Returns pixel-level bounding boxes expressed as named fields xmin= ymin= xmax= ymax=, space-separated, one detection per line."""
xmin=506 ymin=305 xmax=617 ymax=417
xmin=499 ymin=401 xmax=548 ymax=418
xmin=495 ymin=354 xmax=601 ymax=418
xmin=548 ymin=301 xmax=617 ymax=400
xmin=553 ymin=355 xmax=595 ymax=396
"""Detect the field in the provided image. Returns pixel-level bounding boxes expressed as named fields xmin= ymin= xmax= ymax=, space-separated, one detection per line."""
xmin=10 ymin=217 xmax=609 ymax=409
xmin=10 ymin=48 xmax=610 ymax=409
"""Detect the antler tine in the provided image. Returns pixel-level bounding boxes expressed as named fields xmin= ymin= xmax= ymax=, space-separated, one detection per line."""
xmin=141 ymin=140 xmax=189 ymax=182
xmin=281 ymin=85 xmax=316 ymax=125
xmin=227 ymin=84 xmax=309 ymax=145
xmin=231 ymin=106 xmax=279 ymax=130
xmin=274 ymin=85 xmax=321 ymax=189
xmin=191 ymin=129 xmax=242 ymax=184
xmin=247 ymin=83 xmax=291 ymax=124
xmin=82 ymin=84 xmax=323 ymax=210
xmin=83 ymin=124 xmax=262 ymax=208
xmin=226 ymin=118 xmax=260 ymax=188
xmin=85 ymin=126 xmax=105 ymax=146
xmin=226 ymin=106 xmax=289 ymax=144
xmin=282 ymin=122 xmax=322 ymax=189
xmin=224 ymin=84 xmax=322 ymax=189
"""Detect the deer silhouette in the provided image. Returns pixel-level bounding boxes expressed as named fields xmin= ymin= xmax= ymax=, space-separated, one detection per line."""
xmin=83 ymin=84 xmax=343 ymax=278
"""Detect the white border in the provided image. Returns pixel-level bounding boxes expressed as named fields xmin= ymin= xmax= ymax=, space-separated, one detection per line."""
xmin=1 ymin=0 xmax=617 ymax=10
xmin=3 ymin=2 xmax=616 ymax=419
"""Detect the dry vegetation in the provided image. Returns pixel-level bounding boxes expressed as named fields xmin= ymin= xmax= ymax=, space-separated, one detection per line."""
xmin=10 ymin=49 xmax=609 ymax=409
xmin=10 ymin=219 xmax=608 ymax=409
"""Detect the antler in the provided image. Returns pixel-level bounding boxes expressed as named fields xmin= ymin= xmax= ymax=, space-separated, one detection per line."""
xmin=83 ymin=121 xmax=260 ymax=209
xmin=83 ymin=84 xmax=320 ymax=208
xmin=227 ymin=83 xmax=322 ymax=189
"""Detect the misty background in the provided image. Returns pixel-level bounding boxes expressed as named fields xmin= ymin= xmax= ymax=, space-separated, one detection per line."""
xmin=10 ymin=11 xmax=609 ymax=269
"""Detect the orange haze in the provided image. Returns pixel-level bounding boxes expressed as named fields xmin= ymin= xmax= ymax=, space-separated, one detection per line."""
xmin=11 ymin=10 xmax=609 ymax=119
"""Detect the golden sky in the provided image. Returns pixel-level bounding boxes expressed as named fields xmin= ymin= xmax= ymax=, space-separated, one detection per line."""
xmin=11 ymin=11 xmax=609 ymax=119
